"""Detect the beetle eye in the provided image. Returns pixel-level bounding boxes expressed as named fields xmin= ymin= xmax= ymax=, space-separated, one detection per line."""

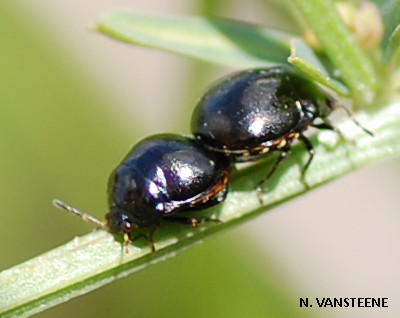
xmin=121 ymin=221 xmax=133 ymax=233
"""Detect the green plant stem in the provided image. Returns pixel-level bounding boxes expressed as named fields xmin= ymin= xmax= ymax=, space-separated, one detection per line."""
xmin=1 ymin=101 xmax=400 ymax=318
xmin=291 ymin=0 xmax=377 ymax=107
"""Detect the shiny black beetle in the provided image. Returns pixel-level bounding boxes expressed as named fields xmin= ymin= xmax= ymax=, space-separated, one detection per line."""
xmin=54 ymin=134 xmax=230 ymax=251
xmin=191 ymin=66 xmax=371 ymax=189
xmin=106 ymin=134 xmax=229 ymax=240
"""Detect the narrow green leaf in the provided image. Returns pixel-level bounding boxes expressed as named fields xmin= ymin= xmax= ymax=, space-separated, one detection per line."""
xmin=288 ymin=38 xmax=349 ymax=96
xmin=386 ymin=24 xmax=400 ymax=65
xmin=372 ymin=0 xmax=400 ymax=62
xmin=291 ymin=0 xmax=377 ymax=107
xmin=1 ymin=101 xmax=400 ymax=317
xmin=97 ymin=12 xmax=292 ymax=68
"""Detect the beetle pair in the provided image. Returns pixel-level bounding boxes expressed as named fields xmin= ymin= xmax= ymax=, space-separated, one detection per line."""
xmin=54 ymin=66 xmax=372 ymax=251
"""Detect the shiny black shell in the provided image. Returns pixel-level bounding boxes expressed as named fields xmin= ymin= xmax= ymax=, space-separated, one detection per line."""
xmin=191 ymin=66 xmax=333 ymax=161
xmin=106 ymin=134 xmax=230 ymax=234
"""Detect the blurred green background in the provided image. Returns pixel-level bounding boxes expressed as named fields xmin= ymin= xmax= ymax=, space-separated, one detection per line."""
xmin=1 ymin=1 xmax=399 ymax=318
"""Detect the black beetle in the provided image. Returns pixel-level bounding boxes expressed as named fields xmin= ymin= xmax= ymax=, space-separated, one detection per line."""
xmin=191 ymin=66 xmax=371 ymax=191
xmin=54 ymin=134 xmax=229 ymax=251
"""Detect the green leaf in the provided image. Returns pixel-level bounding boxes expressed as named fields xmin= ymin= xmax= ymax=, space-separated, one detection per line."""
xmin=291 ymin=0 xmax=377 ymax=107
xmin=386 ymin=24 xmax=400 ymax=65
xmin=372 ymin=0 xmax=400 ymax=63
xmin=288 ymin=38 xmax=349 ymax=96
xmin=2 ymin=100 xmax=400 ymax=317
xmin=97 ymin=12 xmax=292 ymax=68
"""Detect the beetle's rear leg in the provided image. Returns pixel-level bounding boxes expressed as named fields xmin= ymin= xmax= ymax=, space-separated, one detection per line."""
xmin=298 ymin=133 xmax=314 ymax=186
xmin=256 ymin=146 xmax=290 ymax=203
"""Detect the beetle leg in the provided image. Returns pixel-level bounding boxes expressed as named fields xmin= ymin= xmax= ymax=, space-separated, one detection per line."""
xmin=119 ymin=232 xmax=131 ymax=260
xmin=298 ymin=133 xmax=314 ymax=183
xmin=122 ymin=230 xmax=156 ymax=255
xmin=312 ymin=121 xmax=336 ymax=132
xmin=132 ymin=231 xmax=156 ymax=252
xmin=312 ymin=120 xmax=347 ymax=142
xmin=256 ymin=146 xmax=290 ymax=203
xmin=147 ymin=227 xmax=156 ymax=253
xmin=267 ymin=147 xmax=290 ymax=179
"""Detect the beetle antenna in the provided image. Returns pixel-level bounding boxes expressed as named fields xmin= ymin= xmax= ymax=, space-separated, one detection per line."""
xmin=336 ymin=104 xmax=374 ymax=136
xmin=52 ymin=199 xmax=107 ymax=229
